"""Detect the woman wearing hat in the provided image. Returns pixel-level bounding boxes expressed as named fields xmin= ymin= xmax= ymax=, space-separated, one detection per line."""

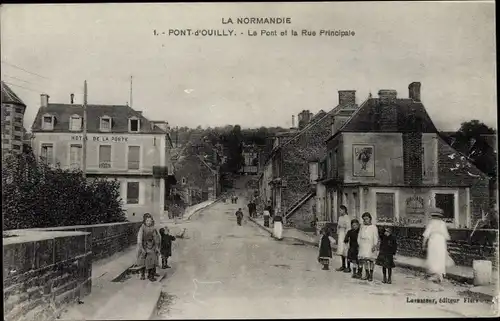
xmin=422 ymin=207 xmax=454 ymax=283
xmin=136 ymin=213 xmax=161 ymax=280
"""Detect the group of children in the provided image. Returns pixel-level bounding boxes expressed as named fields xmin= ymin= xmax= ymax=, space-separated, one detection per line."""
xmin=137 ymin=213 xmax=177 ymax=281
xmin=319 ymin=211 xmax=397 ymax=284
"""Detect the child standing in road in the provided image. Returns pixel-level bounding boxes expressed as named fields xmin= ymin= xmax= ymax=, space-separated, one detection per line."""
xmin=318 ymin=227 xmax=336 ymax=270
xmin=159 ymin=227 xmax=176 ymax=269
xmin=357 ymin=212 xmax=379 ymax=281
xmin=344 ymin=219 xmax=361 ymax=278
xmin=144 ymin=238 xmax=159 ymax=281
xmin=235 ymin=208 xmax=244 ymax=226
xmin=376 ymin=226 xmax=398 ymax=284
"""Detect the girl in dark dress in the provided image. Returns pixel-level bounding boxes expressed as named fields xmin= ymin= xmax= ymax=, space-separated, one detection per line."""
xmin=318 ymin=227 xmax=335 ymax=270
xmin=376 ymin=226 xmax=398 ymax=284
xmin=159 ymin=227 xmax=176 ymax=269
xmin=344 ymin=219 xmax=361 ymax=279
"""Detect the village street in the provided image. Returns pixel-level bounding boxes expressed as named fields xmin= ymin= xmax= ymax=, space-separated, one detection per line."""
xmin=155 ymin=198 xmax=496 ymax=319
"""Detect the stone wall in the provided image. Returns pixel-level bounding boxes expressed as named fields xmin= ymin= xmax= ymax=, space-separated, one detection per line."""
xmin=31 ymin=222 xmax=142 ymax=262
xmin=328 ymin=222 xmax=498 ymax=269
xmin=3 ymin=230 xmax=92 ymax=321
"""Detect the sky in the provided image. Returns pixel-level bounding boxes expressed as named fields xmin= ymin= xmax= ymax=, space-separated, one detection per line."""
xmin=1 ymin=2 xmax=496 ymax=131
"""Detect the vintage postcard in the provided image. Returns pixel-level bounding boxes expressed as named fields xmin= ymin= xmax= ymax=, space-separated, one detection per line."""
xmin=1 ymin=1 xmax=498 ymax=320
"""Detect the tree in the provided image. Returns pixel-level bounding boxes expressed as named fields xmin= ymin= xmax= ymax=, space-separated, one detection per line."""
xmin=2 ymin=152 xmax=126 ymax=230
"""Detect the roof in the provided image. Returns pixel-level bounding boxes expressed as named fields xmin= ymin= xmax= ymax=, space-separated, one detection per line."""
xmin=31 ymin=103 xmax=165 ymax=134
xmin=1 ymin=81 xmax=26 ymax=107
xmin=340 ymin=98 xmax=438 ymax=133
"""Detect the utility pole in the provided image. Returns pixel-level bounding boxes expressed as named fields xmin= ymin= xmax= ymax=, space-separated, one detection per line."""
xmin=130 ymin=75 xmax=133 ymax=108
xmin=82 ymin=80 xmax=88 ymax=178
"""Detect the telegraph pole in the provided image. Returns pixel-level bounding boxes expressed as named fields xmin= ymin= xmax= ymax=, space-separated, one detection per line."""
xmin=82 ymin=80 xmax=88 ymax=178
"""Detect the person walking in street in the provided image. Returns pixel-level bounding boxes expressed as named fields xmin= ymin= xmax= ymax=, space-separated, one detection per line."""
xmin=247 ymin=201 xmax=253 ymax=218
xmin=336 ymin=205 xmax=351 ymax=272
xmin=422 ymin=207 xmax=454 ymax=283
xmin=376 ymin=226 xmax=397 ymax=284
xmin=263 ymin=207 xmax=271 ymax=227
xmin=272 ymin=211 xmax=283 ymax=240
xmin=235 ymin=208 xmax=244 ymax=226
xmin=136 ymin=213 xmax=161 ymax=280
xmin=318 ymin=227 xmax=335 ymax=270
xmin=357 ymin=212 xmax=379 ymax=281
xmin=344 ymin=219 xmax=361 ymax=278
xmin=159 ymin=227 xmax=176 ymax=269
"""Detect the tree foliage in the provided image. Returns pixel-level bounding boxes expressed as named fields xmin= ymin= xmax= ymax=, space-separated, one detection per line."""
xmin=2 ymin=151 xmax=126 ymax=230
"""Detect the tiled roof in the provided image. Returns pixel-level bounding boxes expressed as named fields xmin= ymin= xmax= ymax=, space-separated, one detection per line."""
xmin=340 ymin=98 xmax=438 ymax=133
xmin=31 ymin=103 xmax=165 ymax=133
xmin=1 ymin=81 xmax=26 ymax=106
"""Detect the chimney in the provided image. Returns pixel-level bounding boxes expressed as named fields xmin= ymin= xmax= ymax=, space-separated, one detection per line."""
xmin=378 ymin=89 xmax=397 ymax=102
xmin=292 ymin=115 xmax=295 ymax=128
xmin=298 ymin=110 xmax=312 ymax=129
xmin=70 ymin=93 xmax=74 ymax=104
xmin=41 ymin=94 xmax=50 ymax=108
xmin=338 ymin=90 xmax=356 ymax=105
xmin=409 ymin=82 xmax=421 ymax=102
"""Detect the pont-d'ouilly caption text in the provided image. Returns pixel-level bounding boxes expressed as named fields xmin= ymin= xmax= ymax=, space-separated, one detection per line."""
xmin=153 ymin=17 xmax=356 ymax=38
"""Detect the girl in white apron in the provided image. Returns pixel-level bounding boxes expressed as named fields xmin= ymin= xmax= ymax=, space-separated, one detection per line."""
xmin=273 ymin=212 xmax=283 ymax=240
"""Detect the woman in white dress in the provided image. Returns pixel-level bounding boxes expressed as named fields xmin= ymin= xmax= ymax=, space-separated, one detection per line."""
xmin=336 ymin=205 xmax=351 ymax=272
xmin=422 ymin=207 xmax=454 ymax=283
xmin=357 ymin=212 xmax=379 ymax=281
xmin=273 ymin=211 xmax=283 ymax=240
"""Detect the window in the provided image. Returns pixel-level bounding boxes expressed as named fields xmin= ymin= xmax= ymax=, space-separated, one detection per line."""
xmin=376 ymin=192 xmax=396 ymax=223
xmin=100 ymin=117 xmax=111 ymax=132
xmin=4 ymin=110 xmax=10 ymax=116
xmin=14 ymin=135 xmax=21 ymax=141
xmin=42 ymin=115 xmax=54 ymax=130
xmin=3 ymin=139 xmax=10 ymax=144
xmin=70 ymin=115 xmax=82 ymax=131
xmin=14 ymin=126 xmax=21 ymax=132
xmin=41 ymin=143 xmax=54 ymax=165
xmin=14 ymin=117 xmax=23 ymax=123
xmin=181 ymin=177 xmax=187 ymax=185
xmin=129 ymin=118 xmax=140 ymax=132
xmin=99 ymin=145 xmax=112 ymax=168
xmin=127 ymin=146 xmax=140 ymax=170
xmin=333 ymin=148 xmax=338 ymax=177
xmin=434 ymin=193 xmax=455 ymax=224
xmin=70 ymin=144 xmax=82 ymax=169
xmin=13 ymin=144 xmax=21 ymax=150
xmin=15 ymin=107 xmax=23 ymax=113
xmin=127 ymin=182 xmax=140 ymax=204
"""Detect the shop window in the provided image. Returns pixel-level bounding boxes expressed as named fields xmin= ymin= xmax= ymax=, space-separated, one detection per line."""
xmin=434 ymin=193 xmax=455 ymax=223
xmin=376 ymin=192 xmax=396 ymax=223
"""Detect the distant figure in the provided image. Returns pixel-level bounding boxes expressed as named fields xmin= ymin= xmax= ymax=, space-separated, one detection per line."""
xmin=318 ymin=227 xmax=335 ymax=270
xmin=336 ymin=205 xmax=351 ymax=272
xmin=376 ymin=226 xmax=397 ymax=284
xmin=265 ymin=200 xmax=274 ymax=218
xmin=263 ymin=208 xmax=271 ymax=227
xmin=423 ymin=207 xmax=454 ymax=283
xmin=136 ymin=213 xmax=160 ymax=280
xmin=273 ymin=211 xmax=283 ymax=240
xmin=143 ymin=238 xmax=159 ymax=281
xmin=344 ymin=219 xmax=361 ymax=279
xmin=357 ymin=212 xmax=379 ymax=281
xmin=159 ymin=227 xmax=176 ymax=269
xmin=235 ymin=208 xmax=244 ymax=226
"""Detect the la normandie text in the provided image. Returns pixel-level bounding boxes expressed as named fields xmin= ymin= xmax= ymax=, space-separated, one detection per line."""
xmin=222 ymin=17 xmax=292 ymax=24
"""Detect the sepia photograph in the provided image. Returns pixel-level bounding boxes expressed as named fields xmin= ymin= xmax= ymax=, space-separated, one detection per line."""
xmin=1 ymin=1 xmax=498 ymax=319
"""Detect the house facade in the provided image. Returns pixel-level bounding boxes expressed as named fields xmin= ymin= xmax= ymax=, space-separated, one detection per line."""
xmin=261 ymin=92 xmax=359 ymax=231
xmin=319 ymin=82 xmax=490 ymax=229
xmin=172 ymin=143 xmax=220 ymax=208
xmin=30 ymin=94 xmax=175 ymax=222
xmin=1 ymin=81 xmax=27 ymax=156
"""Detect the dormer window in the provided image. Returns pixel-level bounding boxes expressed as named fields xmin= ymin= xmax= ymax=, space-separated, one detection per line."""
xmin=42 ymin=114 xmax=55 ymax=130
xmin=69 ymin=114 xmax=82 ymax=131
xmin=129 ymin=117 xmax=140 ymax=133
xmin=100 ymin=116 xmax=111 ymax=132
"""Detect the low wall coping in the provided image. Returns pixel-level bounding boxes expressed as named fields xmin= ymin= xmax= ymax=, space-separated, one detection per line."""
xmin=3 ymin=229 xmax=90 ymax=245
xmin=6 ymin=221 xmax=136 ymax=233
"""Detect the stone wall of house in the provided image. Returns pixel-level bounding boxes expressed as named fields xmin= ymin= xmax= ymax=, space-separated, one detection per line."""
xmin=437 ymin=137 xmax=491 ymax=226
xmin=3 ymin=230 xmax=92 ymax=321
xmin=286 ymin=196 xmax=316 ymax=232
xmin=328 ymin=222 xmax=498 ymax=269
